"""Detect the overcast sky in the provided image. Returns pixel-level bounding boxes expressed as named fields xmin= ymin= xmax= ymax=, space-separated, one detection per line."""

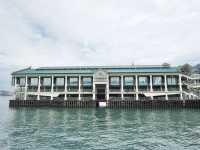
xmin=0 ymin=0 xmax=200 ymax=90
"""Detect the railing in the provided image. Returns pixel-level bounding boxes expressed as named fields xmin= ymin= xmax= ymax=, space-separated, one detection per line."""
xmin=27 ymin=95 xmax=37 ymax=100
xmin=81 ymin=97 xmax=93 ymax=100
xmin=53 ymin=97 xmax=64 ymax=100
xmin=123 ymin=88 xmax=135 ymax=92
xmin=67 ymin=97 xmax=79 ymax=100
xmin=67 ymin=89 xmax=79 ymax=92
xmin=167 ymin=87 xmax=179 ymax=91
xmin=40 ymin=87 xmax=51 ymax=92
xmin=81 ymin=89 xmax=93 ymax=92
xmin=138 ymin=97 xmax=152 ymax=100
xmin=54 ymin=87 xmax=65 ymax=92
xmin=15 ymin=93 xmax=24 ymax=100
xmin=27 ymin=86 xmax=38 ymax=92
xmin=168 ymin=96 xmax=180 ymax=100
xmin=15 ymin=87 xmax=25 ymax=92
xmin=109 ymin=97 xmax=122 ymax=101
xmin=109 ymin=89 xmax=121 ymax=92
xmin=124 ymin=97 xmax=137 ymax=100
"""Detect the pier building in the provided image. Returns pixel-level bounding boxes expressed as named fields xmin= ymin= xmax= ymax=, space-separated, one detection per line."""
xmin=11 ymin=65 xmax=200 ymax=101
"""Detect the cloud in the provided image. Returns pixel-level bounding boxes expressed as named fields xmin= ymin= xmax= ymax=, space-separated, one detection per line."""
xmin=0 ymin=0 xmax=200 ymax=89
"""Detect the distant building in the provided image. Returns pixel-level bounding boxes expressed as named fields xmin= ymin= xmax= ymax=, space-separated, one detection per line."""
xmin=11 ymin=65 xmax=200 ymax=101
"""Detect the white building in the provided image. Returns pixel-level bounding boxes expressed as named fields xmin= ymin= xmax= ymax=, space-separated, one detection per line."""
xmin=11 ymin=65 xmax=200 ymax=101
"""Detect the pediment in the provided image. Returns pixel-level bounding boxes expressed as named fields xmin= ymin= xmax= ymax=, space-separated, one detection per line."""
xmin=93 ymin=69 xmax=107 ymax=82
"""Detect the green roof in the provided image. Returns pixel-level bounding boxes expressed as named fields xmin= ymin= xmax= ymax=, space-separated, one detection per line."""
xmin=12 ymin=65 xmax=180 ymax=75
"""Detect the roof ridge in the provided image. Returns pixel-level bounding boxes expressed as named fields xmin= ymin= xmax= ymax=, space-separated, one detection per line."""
xmin=37 ymin=65 xmax=172 ymax=70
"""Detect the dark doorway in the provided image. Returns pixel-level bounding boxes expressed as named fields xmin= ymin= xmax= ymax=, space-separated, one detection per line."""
xmin=96 ymin=84 xmax=106 ymax=101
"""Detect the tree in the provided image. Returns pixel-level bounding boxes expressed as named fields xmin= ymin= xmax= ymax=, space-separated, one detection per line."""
xmin=193 ymin=64 xmax=200 ymax=74
xmin=180 ymin=63 xmax=193 ymax=75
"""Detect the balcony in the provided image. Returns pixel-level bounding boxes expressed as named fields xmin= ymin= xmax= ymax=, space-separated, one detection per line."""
xmin=109 ymin=85 xmax=121 ymax=92
xmin=123 ymin=86 xmax=135 ymax=92
xmin=67 ymin=94 xmax=79 ymax=100
xmin=124 ymin=94 xmax=136 ymax=100
xmin=81 ymin=86 xmax=93 ymax=92
xmin=54 ymin=86 xmax=65 ymax=92
xmin=27 ymin=86 xmax=38 ymax=92
xmin=138 ymin=86 xmax=150 ymax=92
xmin=167 ymin=85 xmax=179 ymax=91
xmin=152 ymin=85 xmax=165 ymax=92
xmin=40 ymin=86 xmax=51 ymax=92
xmin=81 ymin=94 xmax=93 ymax=100
xmin=15 ymin=87 xmax=25 ymax=92
xmin=67 ymin=86 xmax=79 ymax=92
xmin=109 ymin=94 xmax=121 ymax=100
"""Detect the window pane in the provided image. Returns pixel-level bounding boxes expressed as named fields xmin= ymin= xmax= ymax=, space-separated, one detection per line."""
xmin=139 ymin=77 xmax=148 ymax=86
xmin=56 ymin=78 xmax=64 ymax=86
xmin=153 ymin=77 xmax=162 ymax=85
xmin=167 ymin=77 xmax=177 ymax=85
xmin=30 ymin=78 xmax=38 ymax=86
xmin=82 ymin=77 xmax=92 ymax=86
xmin=124 ymin=77 xmax=134 ymax=86
xmin=110 ymin=77 xmax=120 ymax=85
xmin=43 ymin=78 xmax=51 ymax=86
xmin=69 ymin=77 xmax=78 ymax=86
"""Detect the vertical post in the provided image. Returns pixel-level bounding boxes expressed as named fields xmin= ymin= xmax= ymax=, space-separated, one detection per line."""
xmin=64 ymin=76 xmax=67 ymax=100
xmin=51 ymin=75 xmax=54 ymax=100
xmin=135 ymin=75 xmax=138 ymax=100
xmin=179 ymin=74 xmax=183 ymax=100
xmin=14 ymin=76 xmax=17 ymax=88
xmin=37 ymin=76 xmax=40 ymax=100
xmin=24 ymin=76 xmax=28 ymax=100
xmin=106 ymin=75 xmax=109 ymax=101
xmin=150 ymin=75 xmax=153 ymax=92
xmin=150 ymin=75 xmax=153 ymax=100
xmin=78 ymin=76 xmax=81 ymax=100
xmin=121 ymin=75 xmax=124 ymax=100
xmin=14 ymin=76 xmax=17 ymax=100
xmin=92 ymin=80 xmax=96 ymax=100
xmin=164 ymin=74 xmax=168 ymax=100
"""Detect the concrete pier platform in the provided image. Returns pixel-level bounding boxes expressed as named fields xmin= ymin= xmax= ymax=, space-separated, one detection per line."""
xmin=9 ymin=99 xmax=200 ymax=108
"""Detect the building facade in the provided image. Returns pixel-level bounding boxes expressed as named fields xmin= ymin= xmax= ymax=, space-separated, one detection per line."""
xmin=11 ymin=65 xmax=200 ymax=101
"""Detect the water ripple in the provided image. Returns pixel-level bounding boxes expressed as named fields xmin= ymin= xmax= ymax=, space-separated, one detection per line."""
xmin=1 ymin=98 xmax=200 ymax=149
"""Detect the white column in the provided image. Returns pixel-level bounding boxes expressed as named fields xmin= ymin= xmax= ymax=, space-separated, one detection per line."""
xmin=121 ymin=75 xmax=124 ymax=100
xmin=92 ymin=80 xmax=95 ymax=100
xmin=179 ymin=74 xmax=183 ymax=100
xmin=164 ymin=75 xmax=168 ymax=92
xmin=106 ymin=75 xmax=109 ymax=101
xmin=78 ymin=76 xmax=81 ymax=100
xmin=51 ymin=75 xmax=54 ymax=100
xmin=64 ymin=76 xmax=67 ymax=100
xmin=37 ymin=76 xmax=41 ymax=100
xmin=165 ymin=94 xmax=168 ymax=100
xmin=164 ymin=74 xmax=168 ymax=100
xmin=14 ymin=76 xmax=17 ymax=88
xmin=135 ymin=75 xmax=138 ymax=100
xmin=150 ymin=75 xmax=153 ymax=92
xmin=24 ymin=76 xmax=28 ymax=100
xmin=14 ymin=76 xmax=17 ymax=100
xmin=106 ymin=83 xmax=109 ymax=101
xmin=150 ymin=75 xmax=153 ymax=100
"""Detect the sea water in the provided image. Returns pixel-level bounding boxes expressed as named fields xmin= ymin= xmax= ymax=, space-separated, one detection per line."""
xmin=0 ymin=96 xmax=200 ymax=149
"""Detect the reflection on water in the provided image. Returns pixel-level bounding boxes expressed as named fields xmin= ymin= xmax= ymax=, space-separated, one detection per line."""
xmin=1 ymin=97 xmax=200 ymax=149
